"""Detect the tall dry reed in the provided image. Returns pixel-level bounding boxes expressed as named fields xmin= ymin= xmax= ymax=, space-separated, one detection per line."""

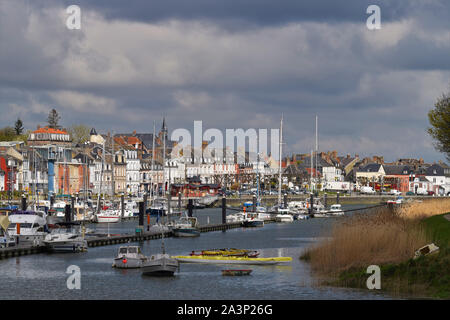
xmin=305 ymin=207 xmax=429 ymax=275
xmin=398 ymin=198 xmax=450 ymax=220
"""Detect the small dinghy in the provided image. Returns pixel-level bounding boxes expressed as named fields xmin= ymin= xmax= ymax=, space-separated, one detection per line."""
xmin=222 ymin=269 xmax=252 ymax=276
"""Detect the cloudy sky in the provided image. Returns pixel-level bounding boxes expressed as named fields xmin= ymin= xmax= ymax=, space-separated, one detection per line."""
xmin=1 ymin=0 xmax=449 ymax=162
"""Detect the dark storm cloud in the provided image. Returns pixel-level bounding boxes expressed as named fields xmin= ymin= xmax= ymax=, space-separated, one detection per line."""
xmin=54 ymin=0 xmax=435 ymax=27
xmin=1 ymin=0 xmax=450 ymax=163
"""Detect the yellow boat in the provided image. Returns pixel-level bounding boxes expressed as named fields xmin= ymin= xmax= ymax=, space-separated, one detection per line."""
xmin=171 ymin=255 xmax=292 ymax=265
xmin=191 ymin=248 xmax=259 ymax=257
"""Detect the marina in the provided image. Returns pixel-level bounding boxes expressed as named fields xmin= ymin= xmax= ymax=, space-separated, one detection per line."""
xmin=0 ymin=205 xmax=394 ymax=300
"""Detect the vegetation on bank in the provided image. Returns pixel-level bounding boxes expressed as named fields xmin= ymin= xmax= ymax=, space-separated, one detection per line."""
xmin=301 ymin=199 xmax=450 ymax=299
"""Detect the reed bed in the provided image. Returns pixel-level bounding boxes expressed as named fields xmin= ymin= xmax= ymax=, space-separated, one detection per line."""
xmin=398 ymin=198 xmax=450 ymax=220
xmin=304 ymin=206 xmax=430 ymax=276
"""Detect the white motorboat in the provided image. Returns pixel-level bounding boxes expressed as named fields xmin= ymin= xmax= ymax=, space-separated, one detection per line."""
xmin=96 ymin=209 xmax=121 ymax=223
xmin=242 ymin=211 xmax=264 ymax=228
xmin=6 ymin=209 xmax=48 ymax=246
xmin=170 ymin=214 xmax=200 ymax=237
xmin=43 ymin=223 xmax=87 ymax=253
xmin=125 ymin=200 xmax=140 ymax=216
xmin=313 ymin=207 xmax=329 ymax=218
xmin=112 ymin=245 xmax=148 ymax=268
xmin=226 ymin=212 xmax=246 ymax=223
xmin=328 ymin=204 xmax=344 ymax=216
xmin=275 ymin=208 xmax=294 ymax=223
xmin=255 ymin=206 xmax=272 ymax=221
xmin=288 ymin=201 xmax=307 ymax=213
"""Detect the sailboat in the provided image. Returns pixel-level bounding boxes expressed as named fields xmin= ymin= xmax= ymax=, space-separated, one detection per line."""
xmin=141 ymin=213 xmax=179 ymax=276
xmin=274 ymin=115 xmax=293 ymax=223
xmin=142 ymin=118 xmax=179 ymax=276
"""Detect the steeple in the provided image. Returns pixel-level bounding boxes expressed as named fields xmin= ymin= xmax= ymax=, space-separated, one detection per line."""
xmin=161 ymin=117 xmax=167 ymax=134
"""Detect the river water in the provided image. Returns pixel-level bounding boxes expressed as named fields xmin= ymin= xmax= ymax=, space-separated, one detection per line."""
xmin=0 ymin=204 xmax=392 ymax=300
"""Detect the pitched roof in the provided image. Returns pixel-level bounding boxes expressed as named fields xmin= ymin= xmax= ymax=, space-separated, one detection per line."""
xmin=357 ymin=163 xmax=382 ymax=173
xmin=384 ymin=165 xmax=413 ymax=175
xmin=33 ymin=126 xmax=68 ymax=134
xmin=425 ymin=164 xmax=444 ymax=176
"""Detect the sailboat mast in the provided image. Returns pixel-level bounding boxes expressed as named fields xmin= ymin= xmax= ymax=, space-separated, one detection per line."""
xmin=315 ymin=115 xmax=318 ymax=187
xmin=310 ymin=149 xmax=313 ymax=192
xmin=111 ymin=131 xmax=115 ymax=200
xmin=96 ymin=141 xmax=105 ymax=213
xmin=278 ymin=115 xmax=283 ymax=206
xmin=163 ymin=123 xmax=166 ymax=197
xmin=151 ymin=121 xmax=156 ymax=201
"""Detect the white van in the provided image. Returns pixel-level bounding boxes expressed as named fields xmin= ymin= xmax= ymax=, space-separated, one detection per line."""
xmin=415 ymin=188 xmax=428 ymax=195
xmin=360 ymin=186 xmax=376 ymax=194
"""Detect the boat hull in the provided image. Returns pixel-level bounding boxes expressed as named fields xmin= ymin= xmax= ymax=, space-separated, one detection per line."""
xmin=148 ymin=208 xmax=167 ymax=217
xmin=142 ymin=256 xmax=179 ymax=276
xmin=172 ymin=255 xmax=292 ymax=265
xmin=173 ymin=228 xmax=200 ymax=237
xmin=45 ymin=240 xmax=87 ymax=253
xmin=275 ymin=216 xmax=293 ymax=223
xmin=96 ymin=216 xmax=120 ymax=223
xmin=242 ymin=220 xmax=264 ymax=228
xmin=222 ymin=269 xmax=252 ymax=276
xmin=113 ymin=257 xmax=145 ymax=269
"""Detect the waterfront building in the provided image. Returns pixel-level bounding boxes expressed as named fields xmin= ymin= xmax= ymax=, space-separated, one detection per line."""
xmin=382 ymin=165 xmax=414 ymax=192
xmin=355 ymin=163 xmax=385 ymax=188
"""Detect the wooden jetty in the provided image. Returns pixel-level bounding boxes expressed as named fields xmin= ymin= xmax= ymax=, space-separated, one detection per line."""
xmin=0 ymin=219 xmax=276 ymax=259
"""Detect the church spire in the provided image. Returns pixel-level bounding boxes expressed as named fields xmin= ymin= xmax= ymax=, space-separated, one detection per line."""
xmin=161 ymin=116 xmax=167 ymax=134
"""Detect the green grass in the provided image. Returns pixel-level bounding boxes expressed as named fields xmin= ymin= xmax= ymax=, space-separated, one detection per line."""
xmin=422 ymin=214 xmax=450 ymax=248
xmin=329 ymin=213 xmax=450 ymax=299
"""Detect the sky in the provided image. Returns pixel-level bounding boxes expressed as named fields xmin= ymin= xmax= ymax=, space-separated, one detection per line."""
xmin=1 ymin=0 xmax=449 ymax=163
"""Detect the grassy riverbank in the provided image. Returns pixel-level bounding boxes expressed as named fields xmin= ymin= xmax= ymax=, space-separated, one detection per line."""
xmin=301 ymin=199 xmax=450 ymax=299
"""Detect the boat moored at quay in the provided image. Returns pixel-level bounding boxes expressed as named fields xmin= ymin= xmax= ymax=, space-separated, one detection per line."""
xmin=112 ymin=245 xmax=148 ymax=268
xmin=6 ymin=210 xmax=48 ymax=246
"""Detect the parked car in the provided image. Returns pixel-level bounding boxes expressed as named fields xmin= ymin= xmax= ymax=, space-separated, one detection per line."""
xmin=389 ymin=189 xmax=402 ymax=196
xmin=406 ymin=191 xmax=415 ymax=196
xmin=427 ymin=191 xmax=435 ymax=196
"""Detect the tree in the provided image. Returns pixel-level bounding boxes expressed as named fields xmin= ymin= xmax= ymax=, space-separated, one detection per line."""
xmin=14 ymin=118 xmax=24 ymax=135
xmin=427 ymin=90 xmax=450 ymax=161
xmin=47 ymin=108 xmax=61 ymax=129
xmin=0 ymin=127 xmax=16 ymax=141
xmin=68 ymin=124 xmax=90 ymax=145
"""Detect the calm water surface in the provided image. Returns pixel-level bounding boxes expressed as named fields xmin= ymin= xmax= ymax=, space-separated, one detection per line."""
xmin=0 ymin=204 xmax=392 ymax=300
